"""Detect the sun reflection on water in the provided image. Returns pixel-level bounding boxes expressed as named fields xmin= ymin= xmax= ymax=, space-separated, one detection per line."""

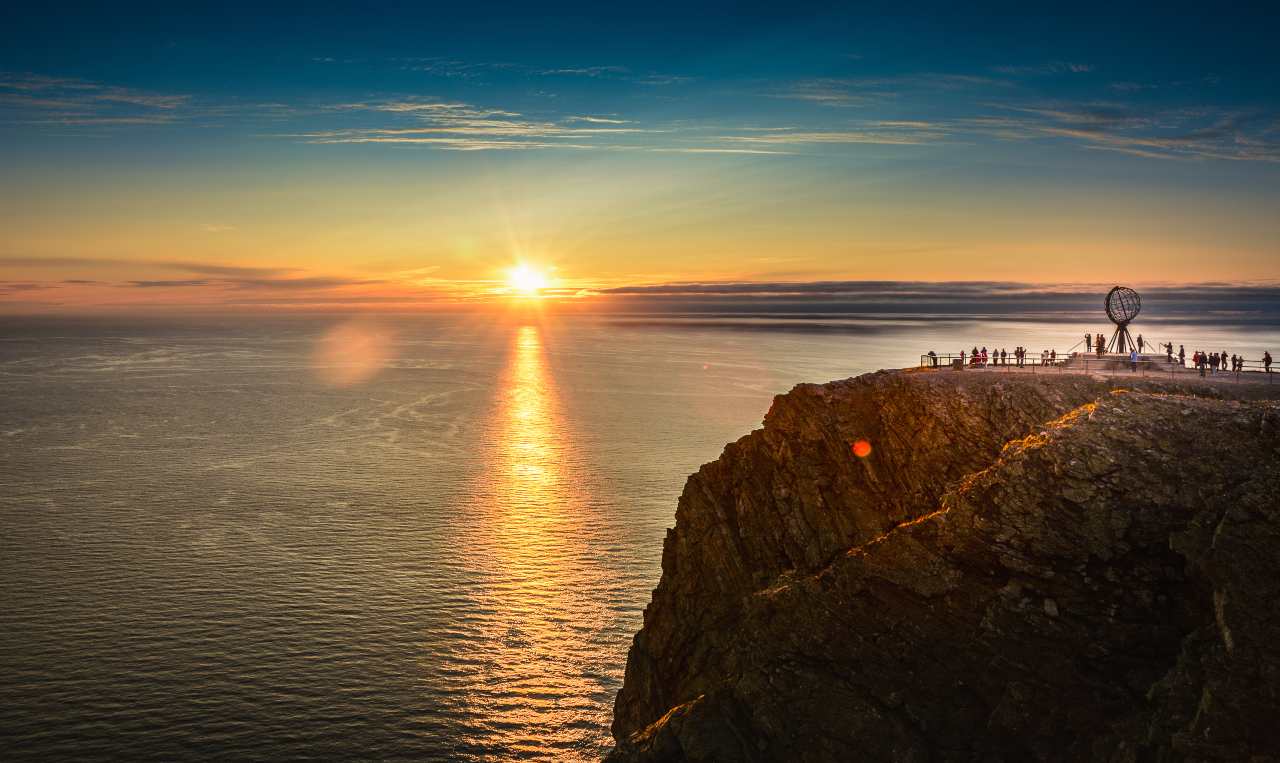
xmin=439 ymin=323 xmax=614 ymax=759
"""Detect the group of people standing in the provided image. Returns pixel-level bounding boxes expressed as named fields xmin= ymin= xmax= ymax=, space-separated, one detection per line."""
xmin=1087 ymin=332 xmax=1147 ymax=356
xmin=956 ymin=346 xmax=1046 ymax=367
xmin=930 ymin=340 xmax=1272 ymax=376
xmin=1190 ymin=349 xmax=1259 ymax=376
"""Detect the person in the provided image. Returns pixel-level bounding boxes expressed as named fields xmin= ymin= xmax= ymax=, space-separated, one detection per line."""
xmin=1096 ymin=333 xmax=1106 ymax=356
xmin=1166 ymin=342 xmax=1173 ymax=362
xmin=959 ymin=349 xmax=966 ymax=366
xmin=1198 ymin=351 xmax=1206 ymax=377
xmin=981 ymin=347 xmax=988 ymax=366
xmin=1130 ymin=347 xmax=1138 ymax=372
xmin=1221 ymin=351 xmax=1228 ymax=372
xmin=927 ymin=350 xmax=938 ymax=367
xmin=1137 ymin=334 xmax=1145 ymax=353
xmin=1265 ymin=351 xmax=1273 ymax=374
xmin=1084 ymin=332 xmax=1091 ymax=352
xmin=1000 ymin=348 xmax=1007 ymax=365
xmin=1050 ymin=349 xmax=1056 ymax=364
xmin=1210 ymin=352 xmax=1218 ymax=375
xmin=1179 ymin=345 xmax=1185 ymax=367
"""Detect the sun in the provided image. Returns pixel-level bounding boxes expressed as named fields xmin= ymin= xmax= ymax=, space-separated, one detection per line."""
xmin=508 ymin=264 xmax=549 ymax=296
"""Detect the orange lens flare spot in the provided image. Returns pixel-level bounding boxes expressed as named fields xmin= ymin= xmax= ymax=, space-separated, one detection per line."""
xmin=852 ymin=439 xmax=873 ymax=458
xmin=311 ymin=320 xmax=393 ymax=387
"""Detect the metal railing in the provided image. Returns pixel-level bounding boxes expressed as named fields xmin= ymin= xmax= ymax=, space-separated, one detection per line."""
xmin=918 ymin=352 xmax=1274 ymax=383
xmin=919 ymin=352 xmax=1069 ymax=370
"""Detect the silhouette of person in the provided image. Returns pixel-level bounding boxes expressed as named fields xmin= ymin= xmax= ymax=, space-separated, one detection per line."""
xmin=1137 ymin=334 xmax=1145 ymax=353
xmin=1179 ymin=345 xmax=1185 ymax=367
xmin=1265 ymin=351 xmax=1273 ymax=374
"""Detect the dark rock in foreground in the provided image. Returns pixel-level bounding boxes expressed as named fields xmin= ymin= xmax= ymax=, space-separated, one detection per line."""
xmin=609 ymin=370 xmax=1280 ymax=761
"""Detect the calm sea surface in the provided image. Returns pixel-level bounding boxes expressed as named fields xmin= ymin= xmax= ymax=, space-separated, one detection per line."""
xmin=2 ymin=314 xmax=1277 ymax=760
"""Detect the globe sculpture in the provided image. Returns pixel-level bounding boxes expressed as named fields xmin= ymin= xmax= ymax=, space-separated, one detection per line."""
xmin=1105 ymin=286 xmax=1141 ymax=353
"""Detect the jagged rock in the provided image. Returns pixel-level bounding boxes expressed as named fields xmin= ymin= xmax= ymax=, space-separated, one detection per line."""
xmin=610 ymin=371 xmax=1280 ymax=761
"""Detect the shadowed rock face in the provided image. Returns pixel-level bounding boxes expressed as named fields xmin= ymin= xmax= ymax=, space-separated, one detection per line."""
xmin=609 ymin=371 xmax=1280 ymax=762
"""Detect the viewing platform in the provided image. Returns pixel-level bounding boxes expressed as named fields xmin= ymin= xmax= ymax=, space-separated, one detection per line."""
xmin=918 ymin=351 xmax=1276 ymax=386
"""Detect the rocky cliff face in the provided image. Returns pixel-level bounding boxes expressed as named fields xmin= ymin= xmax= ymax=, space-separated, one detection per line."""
xmin=610 ymin=371 xmax=1280 ymax=761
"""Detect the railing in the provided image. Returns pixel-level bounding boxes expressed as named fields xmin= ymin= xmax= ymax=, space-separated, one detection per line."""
xmin=918 ymin=352 xmax=1274 ymax=383
xmin=919 ymin=352 xmax=1069 ymax=369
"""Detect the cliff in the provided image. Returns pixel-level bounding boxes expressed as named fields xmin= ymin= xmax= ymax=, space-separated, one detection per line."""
xmin=609 ymin=370 xmax=1280 ymax=761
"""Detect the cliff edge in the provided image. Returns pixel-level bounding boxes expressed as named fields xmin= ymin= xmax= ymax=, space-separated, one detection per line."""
xmin=610 ymin=370 xmax=1280 ymax=761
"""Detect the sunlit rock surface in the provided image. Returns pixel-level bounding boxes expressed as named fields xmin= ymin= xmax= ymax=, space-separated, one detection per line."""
xmin=609 ymin=370 xmax=1280 ymax=761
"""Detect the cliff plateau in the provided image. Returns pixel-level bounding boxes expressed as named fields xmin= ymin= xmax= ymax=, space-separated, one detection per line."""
xmin=610 ymin=370 xmax=1280 ymax=762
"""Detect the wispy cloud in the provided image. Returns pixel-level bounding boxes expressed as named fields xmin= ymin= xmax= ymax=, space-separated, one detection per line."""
xmin=768 ymin=73 xmax=1005 ymax=107
xmin=0 ymin=72 xmax=190 ymax=127
xmin=0 ymin=257 xmax=297 ymax=278
xmin=972 ymin=103 xmax=1280 ymax=163
xmin=565 ymin=115 xmax=630 ymax=124
xmin=539 ymin=65 xmax=630 ymax=78
xmin=993 ymin=61 xmax=1094 ymax=76
xmin=297 ymin=97 xmax=655 ymax=150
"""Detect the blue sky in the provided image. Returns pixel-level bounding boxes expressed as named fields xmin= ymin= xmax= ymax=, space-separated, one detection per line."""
xmin=1 ymin=2 xmax=1278 ymax=311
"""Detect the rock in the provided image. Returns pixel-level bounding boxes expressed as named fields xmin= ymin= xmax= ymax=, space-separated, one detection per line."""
xmin=609 ymin=370 xmax=1280 ymax=761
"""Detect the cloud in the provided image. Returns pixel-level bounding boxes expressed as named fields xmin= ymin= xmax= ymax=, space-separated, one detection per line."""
xmin=128 ymin=279 xmax=211 ymax=288
xmin=768 ymin=73 xmax=1004 ymax=107
xmin=649 ymin=147 xmax=793 ymax=155
xmin=595 ymin=281 xmax=1280 ymax=326
xmin=972 ymin=103 xmax=1280 ymax=163
xmin=719 ymin=122 xmax=948 ymax=146
xmin=0 ymin=257 xmax=297 ymax=277
xmin=539 ymin=65 xmax=630 ymax=78
xmin=0 ymin=72 xmax=191 ymax=127
xmin=993 ymin=62 xmax=1094 ymax=76
xmin=632 ymin=74 xmax=693 ymax=86
xmin=0 ymin=282 xmax=55 ymax=294
xmin=566 ymin=115 xmax=630 ymax=124
xmin=122 ymin=275 xmax=381 ymax=291
xmin=297 ymin=97 xmax=655 ymax=150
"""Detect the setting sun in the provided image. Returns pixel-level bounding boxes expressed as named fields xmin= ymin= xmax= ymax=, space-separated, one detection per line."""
xmin=508 ymin=264 xmax=549 ymax=296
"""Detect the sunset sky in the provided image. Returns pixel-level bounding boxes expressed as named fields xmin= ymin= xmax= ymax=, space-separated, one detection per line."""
xmin=2 ymin=2 xmax=1278 ymax=312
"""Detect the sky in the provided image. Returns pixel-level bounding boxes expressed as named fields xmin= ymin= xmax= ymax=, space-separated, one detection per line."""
xmin=1 ymin=1 xmax=1278 ymax=313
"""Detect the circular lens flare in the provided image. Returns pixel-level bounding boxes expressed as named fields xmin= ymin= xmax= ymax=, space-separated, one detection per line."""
xmin=852 ymin=439 xmax=872 ymax=458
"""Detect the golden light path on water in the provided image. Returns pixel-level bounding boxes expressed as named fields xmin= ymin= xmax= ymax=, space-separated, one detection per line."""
xmin=443 ymin=324 xmax=615 ymax=758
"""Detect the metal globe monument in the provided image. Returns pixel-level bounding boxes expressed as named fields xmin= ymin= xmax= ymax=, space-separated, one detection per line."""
xmin=1105 ymin=285 xmax=1141 ymax=353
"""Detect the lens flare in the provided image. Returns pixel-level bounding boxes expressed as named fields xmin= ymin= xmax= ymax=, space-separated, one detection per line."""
xmin=852 ymin=439 xmax=872 ymax=458
xmin=311 ymin=320 xmax=394 ymax=387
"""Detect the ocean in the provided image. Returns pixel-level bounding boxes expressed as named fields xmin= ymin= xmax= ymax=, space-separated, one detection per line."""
xmin=2 ymin=313 xmax=1277 ymax=760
